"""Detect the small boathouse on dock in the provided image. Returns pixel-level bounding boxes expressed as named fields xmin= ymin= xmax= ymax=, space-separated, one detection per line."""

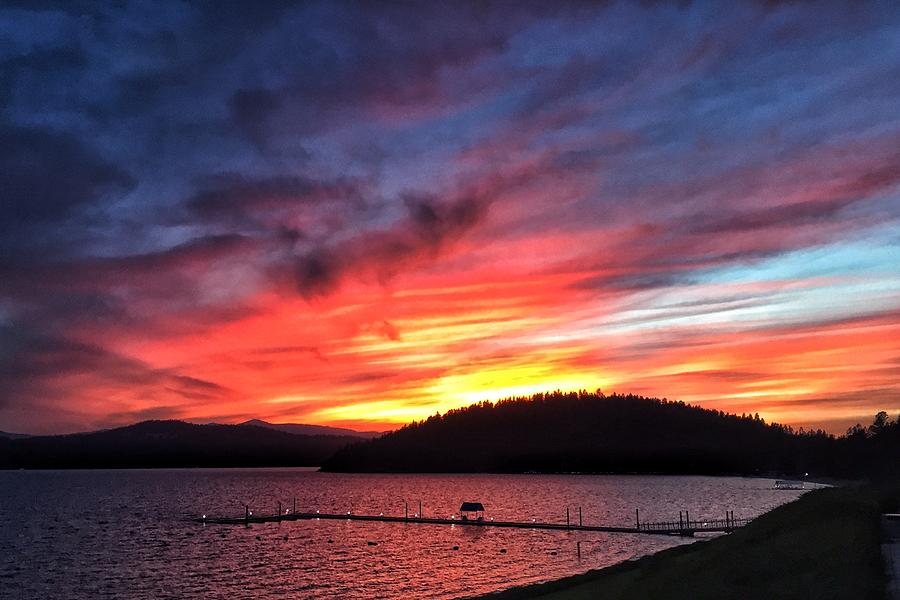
xmin=200 ymin=501 xmax=751 ymax=537
xmin=459 ymin=502 xmax=485 ymax=521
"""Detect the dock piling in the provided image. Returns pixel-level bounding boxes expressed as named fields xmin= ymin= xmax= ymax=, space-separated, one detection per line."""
xmin=576 ymin=541 xmax=581 ymax=558
xmin=202 ymin=507 xmax=750 ymax=536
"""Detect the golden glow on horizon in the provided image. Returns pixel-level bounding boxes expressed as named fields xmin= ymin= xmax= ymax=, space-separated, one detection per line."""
xmin=426 ymin=364 xmax=611 ymax=408
xmin=96 ymin=276 xmax=900 ymax=435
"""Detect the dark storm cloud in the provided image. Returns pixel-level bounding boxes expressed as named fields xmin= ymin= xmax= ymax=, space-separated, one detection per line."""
xmin=185 ymin=174 xmax=367 ymax=228
xmin=0 ymin=44 xmax=86 ymax=107
xmin=571 ymin=271 xmax=696 ymax=292
xmin=0 ymin=325 xmax=230 ymax=410
xmin=231 ymin=88 xmax=282 ymax=145
xmin=0 ymin=234 xmax=252 ymax=297
xmin=691 ymin=198 xmax=857 ymax=235
xmin=292 ymin=192 xmax=489 ymax=296
xmin=689 ymin=152 xmax=900 ymax=235
xmin=0 ymin=233 xmax=259 ymax=355
xmin=221 ymin=2 xmax=578 ymax=140
xmin=294 ymin=250 xmax=340 ymax=296
xmin=102 ymin=2 xmax=298 ymax=117
xmin=0 ymin=124 xmax=134 ymax=237
xmin=404 ymin=194 xmax=486 ymax=242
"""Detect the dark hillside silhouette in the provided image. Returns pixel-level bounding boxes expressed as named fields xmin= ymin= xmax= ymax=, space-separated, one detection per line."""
xmin=2 ymin=395 xmax=895 ymax=474
xmin=321 ymin=391 xmax=899 ymax=478
xmin=0 ymin=420 xmax=359 ymax=469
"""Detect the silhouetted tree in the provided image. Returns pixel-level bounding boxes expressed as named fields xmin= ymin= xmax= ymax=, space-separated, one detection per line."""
xmin=322 ymin=392 xmax=899 ymax=480
xmin=869 ymin=411 xmax=889 ymax=435
xmin=847 ymin=423 xmax=867 ymax=439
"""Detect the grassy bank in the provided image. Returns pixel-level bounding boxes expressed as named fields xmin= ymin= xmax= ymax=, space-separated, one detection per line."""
xmin=477 ymin=485 xmax=891 ymax=600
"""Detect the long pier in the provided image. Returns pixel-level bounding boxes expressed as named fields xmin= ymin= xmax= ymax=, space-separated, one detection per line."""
xmin=198 ymin=506 xmax=750 ymax=537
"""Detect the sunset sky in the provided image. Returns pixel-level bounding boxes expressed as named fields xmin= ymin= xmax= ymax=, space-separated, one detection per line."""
xmin=2 ymin=1 xmax=899 ymax=435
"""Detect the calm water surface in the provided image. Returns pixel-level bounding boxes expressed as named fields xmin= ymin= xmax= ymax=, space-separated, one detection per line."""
xmin=0 ymin=470 xmax=804 ymax=599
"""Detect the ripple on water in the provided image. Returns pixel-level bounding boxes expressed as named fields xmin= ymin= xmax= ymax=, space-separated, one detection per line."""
xmin=0 ymin=470 xmax=803 ymax=599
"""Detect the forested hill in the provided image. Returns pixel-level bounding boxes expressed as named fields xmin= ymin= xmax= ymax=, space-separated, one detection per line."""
xmin=320 ymin=391 xmax=899 ymax=478
xmin=0 ymin=420 xmax=360 ymax=469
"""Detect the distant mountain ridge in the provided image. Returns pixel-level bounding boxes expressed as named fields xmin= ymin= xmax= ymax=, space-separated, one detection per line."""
xmin=0 ymin=420 xmax=360 ymax=469
xmin=239 ymin=419 xmax=383 ymax=439
xmin=0 ymin=430 xmax=31 ymax=440
xmin=3 ymin=399 xmax=895 ymax=475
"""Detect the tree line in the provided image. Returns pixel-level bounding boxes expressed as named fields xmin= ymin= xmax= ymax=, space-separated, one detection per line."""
xmin=321 ymin=390 xmax=899 ymax=479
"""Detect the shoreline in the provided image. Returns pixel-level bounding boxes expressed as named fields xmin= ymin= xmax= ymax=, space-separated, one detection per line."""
xmin=469 ymin=484 xmax=891 ymax=600
xmin=468 ymin=541 xmax=706 ymax=600
xmin=0 ymin=465 xmax=854 ymax=484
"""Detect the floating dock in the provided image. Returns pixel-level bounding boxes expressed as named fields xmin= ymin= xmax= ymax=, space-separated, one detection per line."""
xmin=198 ymin=506 xmax=749 ymax=537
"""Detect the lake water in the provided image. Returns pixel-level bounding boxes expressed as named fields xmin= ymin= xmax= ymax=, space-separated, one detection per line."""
xmin=0 ymin=470 xmax=804 ymax=599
